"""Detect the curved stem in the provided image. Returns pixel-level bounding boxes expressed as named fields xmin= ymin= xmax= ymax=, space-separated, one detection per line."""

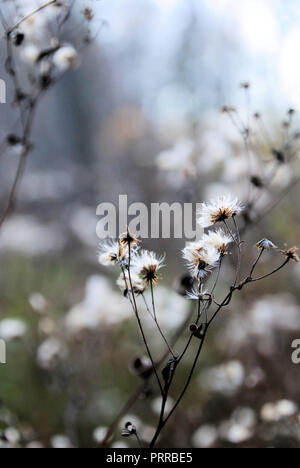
xmin=150 ymin=324 xmax=209 ymax=448
xmin=251 ymin=258 xmax=289 ymax=283
xmin=128 ymin=247 xmax=163 ymax=396
xmin=249 ymin=248 xmax=264 ymax=277
xmin=150 ymin=280 xmax=176 ymax=359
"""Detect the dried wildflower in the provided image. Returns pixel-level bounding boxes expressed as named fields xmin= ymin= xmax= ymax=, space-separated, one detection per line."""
xmin=82 ymin=7 xmax=94 ymax=21
xmin=280 ymin=247 xmax=299 ymax=263
xmin=182 ymin=242 xmax=220 ymax=279
xmin=130 ymin=356 xmax=152 ymax=379
xmin=119 ymin=227 xmax=140 ymax=249
xmin=131 ymin=250 xmax=165 ymax=285
xmin=256 ymin=239 xmax=278 ymax=250
xmin=197 ymin=195 xmax=243 ymax=228
xmin=189 ymin=323 xmax=204 ymax=339
xmin=117 ymin=271 xmax=146 ymax=297
xmin=221 ymin=105 xmax=236 ymax=113
xmin=202 ymin=228 xmax=233 ymax=255
xmin=121 ymin=422 xmax=137 ymax=438
xmin=98 ymin=241 xmax=127 ymax=266
xmin=186 ymin=285 xmax=209 ymax=301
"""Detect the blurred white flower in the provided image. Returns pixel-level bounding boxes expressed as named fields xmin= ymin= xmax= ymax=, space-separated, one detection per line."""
xmin=219 ymin=294 xmax=300 ymax=355
xmin=142 ymin=286 xmax=189 ymax=331
xmin=140 ymin=425 xmax=156 ymax=444
xmin=53 ymin=45 xmax=79 ymax=72
xmin=5 ymin=427 xmax=21 ymax=445
xmin=21 ymin=45 xmax=40 ymax=65
xmin=200 ymin=360 xmax=245 ymax=396
xmin=152 ymin=396 xmax=175 ymax=416
xmin=218 ymin=404 xmax=256 ymax=444
xmin=219 ymin=421 xmax=253 ymax=444
xmin=111 ymin=441 xmax=129 ymax=448
xmin=156 ymin=139 xmax=197 ymax=179
xmin=0 ymin=318 xmax=27 ymax=341
xmin=65 ymin=276 xmax=132 ymax=334
xmin=26 ymin=441 xmax=44 ymax=448
xmin=93 ymin=426 xmax=108 ymax=444
xmin=51 ymin=435 xmax=73 ymax=449
xmin=232 ymin=407 xmax=257 ymax=428
xmin=29 ymin=292 xmax=48 ymax=314
xmin=37 ymin=337 xmax=68 ymax=370
xmin=38 ymin=317 xmax=56 ymax=336
xmin=261 ymin=400 xmax=298 ymax=422
xmin=0 ymin=215 xmax=65 ymax=255
xmin=192 ymin=425 xmax=217 ymax=448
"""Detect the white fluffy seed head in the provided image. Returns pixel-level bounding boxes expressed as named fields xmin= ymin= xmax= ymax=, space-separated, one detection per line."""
xmin=202 ymin=228 xmax=233 ymax=254
xmin=117 ymin=271 xmax=146 ymax=296
xmin=98 ymin=241 xmax=127 ymax=266
xmin=185 ymin=285 xmax=209 ymax=301
xmin=197 ymin=195 xmax=243 ymax=228
xmin=131 ymin=250 xmax=165 ymax=285
xmin=182 ymin=242 xmax=220 ymax=279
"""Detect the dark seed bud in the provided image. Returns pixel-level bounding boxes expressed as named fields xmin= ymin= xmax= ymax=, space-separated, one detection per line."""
xmin=14 ymin=33 xmax=25 ymax=46
xmin=7 ymin=134 xmax=22 ymax=146
xmin=271 ymin=148 xmax=285 ymax=164
xmin=250 ymin=176 xmax=264 ymax=188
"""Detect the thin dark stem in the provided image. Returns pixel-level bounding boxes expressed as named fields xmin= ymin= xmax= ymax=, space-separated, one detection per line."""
xmin=0 ymin=95 xmax=39 ymax=228
xmin=251 ymin=258 xmax=290 ymax=282
xmin=224 ymin=219 xmax=240 ymax=286
xmin=141 ymin=293 xmax=155 ymax=320
xmin=249 ymin=248 xmax=264 ymax=277
xmin=127 ymin=246 xmax=163 ymax=396
xmin=135 ymin=431 xmax=143 ymax=449
xmin=149 ymin=324 xmax=208 ymax=448
xmin=177 ymin=281 xmax=206 ymax=364
xmin=232 ymin=216 xmax=242 ymax=286
xmin=149 ymin=254 xmax=292 ymax=447
xmin=149 ymin=359 xmax=178 ymax=449
xmin=7 ymin=0 xmax=57 ymax=35
xmin=98 ymin=303 xmax=195 ymax=448
xmin=150 ymin=280 xmax=176 ymax=359
xmin=211 ymin=257 xmax=222 ymax=295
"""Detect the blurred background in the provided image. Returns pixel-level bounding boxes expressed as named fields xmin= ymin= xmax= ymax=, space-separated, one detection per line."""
xmin=0 ymin=0 xmax=300 ymax=448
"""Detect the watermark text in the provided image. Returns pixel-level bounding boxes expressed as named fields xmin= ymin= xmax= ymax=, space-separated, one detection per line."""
xmin=96 ymin=195 xmax=203 ymax=241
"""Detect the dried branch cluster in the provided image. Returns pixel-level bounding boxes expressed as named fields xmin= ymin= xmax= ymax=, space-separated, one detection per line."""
xmin=99 ymin=208 xmax=297 ymax=447
xmin=0 ymin=0 xmax=93 ymax=228
xmin=99 ymin=84 xmax=300 ymax=448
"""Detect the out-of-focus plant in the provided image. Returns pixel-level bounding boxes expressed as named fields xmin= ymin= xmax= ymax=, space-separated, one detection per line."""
xmin=0 ymin=0 xmax=93 ymax=228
